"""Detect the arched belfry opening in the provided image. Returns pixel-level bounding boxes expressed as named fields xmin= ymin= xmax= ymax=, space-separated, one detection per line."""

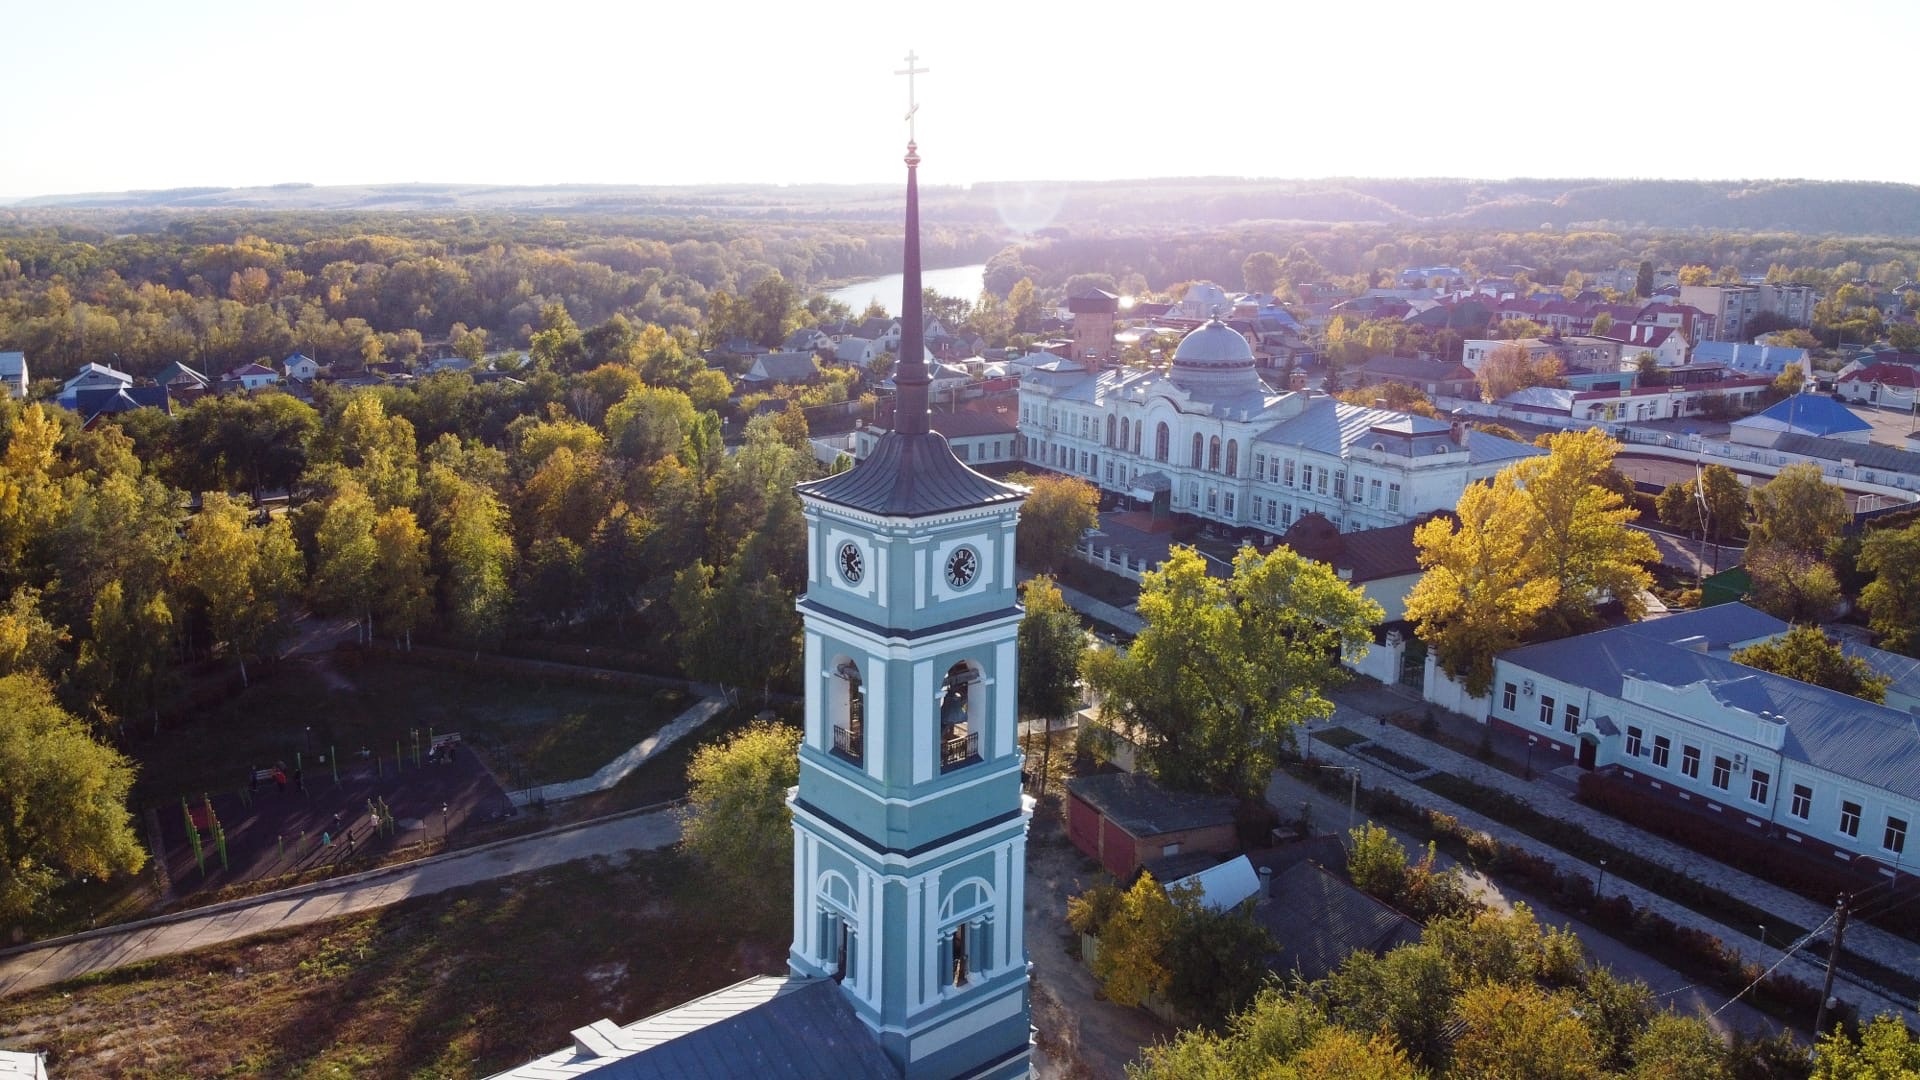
xmin=939 ymin=661 xmax=982 ymax=771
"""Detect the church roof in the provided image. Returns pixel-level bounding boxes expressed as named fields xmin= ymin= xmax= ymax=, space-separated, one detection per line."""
xmin=796 ymin=431 xmax=1024 ymax=518
xmin=488 ymin=975 xmax=899 ymax=1079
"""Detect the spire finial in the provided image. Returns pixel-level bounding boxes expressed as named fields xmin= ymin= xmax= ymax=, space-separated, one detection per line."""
xmin=895 ymin=50 xmax=928 ymax=145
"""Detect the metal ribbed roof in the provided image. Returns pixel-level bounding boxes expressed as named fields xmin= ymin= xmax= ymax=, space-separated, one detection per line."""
xmin=796 ymin=431 xmax=1023 ymax=518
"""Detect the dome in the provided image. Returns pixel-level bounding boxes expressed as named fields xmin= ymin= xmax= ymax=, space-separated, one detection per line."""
xmin=1172 ymin=319 xmax=1255 ymax=366
xmin=1169 ymin=318 xmax=1266 ymax=396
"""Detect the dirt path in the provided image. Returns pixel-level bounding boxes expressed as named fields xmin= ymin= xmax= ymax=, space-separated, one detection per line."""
xmin=0 ymin=808 xmax=680 ymax=999
xmin=1025 ymin=803 xmax=1173 ymax=1079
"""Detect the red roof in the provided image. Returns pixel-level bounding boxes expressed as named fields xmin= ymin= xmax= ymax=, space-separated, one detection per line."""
xmin=1848 ymin=363 xmax=1920 ymax=388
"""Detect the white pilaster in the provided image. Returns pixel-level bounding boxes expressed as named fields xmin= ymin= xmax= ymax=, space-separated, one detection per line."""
xmin=804 ymin=632 xmax=823 ymax=752
xmin=994 ymin=639 xmax=1017 ymax=759
xmin=913 ymin=660 xmax=935 ymax=783
xmin=867 ymin=660 xmax=889 ymax=782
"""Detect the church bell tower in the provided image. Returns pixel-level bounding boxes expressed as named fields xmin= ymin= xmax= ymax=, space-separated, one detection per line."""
xmin=787 ymin=53 xmax=1034 ymax=1080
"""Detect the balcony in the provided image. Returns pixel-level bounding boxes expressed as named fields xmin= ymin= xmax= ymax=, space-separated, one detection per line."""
xmin=940 ymin=728 xmax=980 ymax=770
xmin=832 ymin=725 xmax=863 ymax=764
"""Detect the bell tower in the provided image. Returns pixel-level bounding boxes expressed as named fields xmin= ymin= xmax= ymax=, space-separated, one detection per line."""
xmin=788 ymin=52 xmax=1034 ymax=1080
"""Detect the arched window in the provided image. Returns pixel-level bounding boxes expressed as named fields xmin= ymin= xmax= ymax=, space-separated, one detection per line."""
xmin=1105 ymin=414 xmax=1116 ymax=448
xmin=816 ymin=870 xmax=859 ymax=987
xmin=1154 ymin=422 xmax=1170 ymax=462
xmin=1208 ymin=436 xmax=1221 ymax=472
xmin=1225 ymin=439 xmax=1239 ymax=477
xmin=940 ymin=661 xmax=981 ymax=771
xmin=1119 ymin=417 xmax=1130 ymax=453
xmin=832 ymin=659 xmax=863 ymax=764
xmin=1191 ymin=434 xmax=1204 ymax=468
xmin=938 ymin=878 xmax=996 ymax=989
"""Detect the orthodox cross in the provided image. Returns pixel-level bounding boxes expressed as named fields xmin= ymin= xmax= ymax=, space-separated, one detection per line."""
xmin=895 ymin=50 xmax=928 ymax=142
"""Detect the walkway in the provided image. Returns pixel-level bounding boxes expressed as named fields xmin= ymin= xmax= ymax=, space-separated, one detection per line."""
xmin=1314 ymin=688 xmax=1918 ymax=1025
xmin=0 ymin=807 xmax=681 ymax=999
xmin=510 ymin=695 xmax=728 ymax=806
xmin=1041 ymin=576 xmax=1145 ymax=637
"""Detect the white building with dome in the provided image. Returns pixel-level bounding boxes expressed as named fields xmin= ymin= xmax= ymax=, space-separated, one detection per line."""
xmin=1017 ymin=319 xmax=1543 ymax=536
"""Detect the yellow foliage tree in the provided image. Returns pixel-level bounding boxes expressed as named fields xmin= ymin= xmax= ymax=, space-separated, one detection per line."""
xmin=1091 ymin=872 xmax=1182 ymax=1008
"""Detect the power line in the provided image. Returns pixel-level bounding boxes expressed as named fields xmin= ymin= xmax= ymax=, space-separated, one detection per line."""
xmin=1709 ymin=905 xmax=1841 ymax=1020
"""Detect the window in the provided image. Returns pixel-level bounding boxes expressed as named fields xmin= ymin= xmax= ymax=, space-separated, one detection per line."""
xmin=1078 ymin=451 xmax=1088 ymax=473
xmin=1681 ymin=745 xmax=1700 ymax=780
xmin=1155 ymin=422 xmax=1170 ymax=462
xmin=1225 ymin=439 xmax=1238 ymax=477
xmin=1333 ymin=472 xmax=1345 ymax=500
xmin=1749 ymin=770 xmax=1770 ymax=805
xmin=1133 ymin=422 xmax=1142 ymax=455
xmin=1281 ymin=502 xmax=1294 ymax=527
xmin=1106 ymin=460 xmax=1115 ymax=482
xmin=1192 ymin=434 xmax=1204 ymax=468
xmin=1538 ymin=695 xmax=1555 ymax=727
xmin=1283 ymin=459 xmax=1295 ymax=487
xmin=1502 ymin=683 xmax=1517 ymax=711
xmin=1254 ymin=453 xmax=1267 ymax=479
xmin=1791 ymin=783 xmax=1812 ymax=819
xmin=1652 ymin=735 xmax=1671 ymax=768
xmin=1224 ymin=492 xmax=1235 ymax=516
xmin=1711 ymin=755 xmax=1731 ymax=790
xmin=1563 ymin=703 xmax=1581 ymax=734
xmin=939 ymin=662 xmax=980 ymax=771
xmin=832 ymin=662 xmax=864 ymax=764
xmin=1316 ymin=468 xmax=1328 ymax=496
xmin=1886 ymin=816 xmax=1908 ymax=855
xmin=1369 ymin=478 xmax=1382 ymax=505
xmin=1206 ymin=487 xmax=1218 ymax=512
xmin=1119 ymin=417 xmax=1130 ymax=452
xmin=1351 ymin=474 xmax=1365 ymax=503
xmin=1387 ymin=483 xmax=1401 ymax=512
xmin=1106 ymin=414 xmax=1116 ymax=447
xmin=1839 ymin=800 xmax=1862 ymax=838
xmin=1266 ymin=501 xmax=1277 ymax=526
xmin=1208 ymin=436 xmax=1220 ymax=472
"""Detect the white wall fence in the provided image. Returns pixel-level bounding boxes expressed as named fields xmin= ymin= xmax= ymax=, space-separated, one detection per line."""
xmin=1435 ymin=395 xmax=1919 ymax=507
xmin=1423 ymin=651 xmax=1492 ymax=720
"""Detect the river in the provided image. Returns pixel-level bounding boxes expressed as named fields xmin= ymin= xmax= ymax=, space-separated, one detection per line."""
xmin=826 ymin=263 xmax=986 ymax=316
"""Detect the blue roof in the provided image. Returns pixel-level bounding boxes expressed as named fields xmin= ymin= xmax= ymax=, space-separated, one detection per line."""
xmin=1502 ymin=605 xmax=1920 ymax=800
xmin=1692 ymin=342 xmax=1809 ymax=375
xmin=1737 ymin=394 xmax=1871 ymax=437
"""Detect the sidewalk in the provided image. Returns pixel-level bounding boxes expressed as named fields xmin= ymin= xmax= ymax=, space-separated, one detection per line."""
xmin=1037 ymin=575 xmax=1144 ymax=636
xmin=1310 ymin=692 xmax=1918 ymax=1026
xmin=510 ymin=695 xmax=727 ymax=806
xmin=0 ymin=807 xmax=681 ymax=999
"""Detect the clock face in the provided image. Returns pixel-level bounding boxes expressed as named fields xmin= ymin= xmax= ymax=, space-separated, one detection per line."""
xmin=945 ymin=546 xmax=979 ymax=589
xmin=837 ymin=542 xmax=864 ymax=584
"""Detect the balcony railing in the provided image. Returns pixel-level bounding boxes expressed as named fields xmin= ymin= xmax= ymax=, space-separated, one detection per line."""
xmin=941 ymin=728 xmax=980 ymax=769
xmin=833 ymin=725 xmax=862 ymax=763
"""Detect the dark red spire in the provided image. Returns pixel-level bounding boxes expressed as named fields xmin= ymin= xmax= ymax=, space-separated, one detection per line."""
xmin=893 ymin=139 xmax=929 ymax=435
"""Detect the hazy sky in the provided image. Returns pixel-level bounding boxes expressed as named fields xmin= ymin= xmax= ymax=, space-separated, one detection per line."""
xmin=6 ymin=0 xmax=1917 ymax=200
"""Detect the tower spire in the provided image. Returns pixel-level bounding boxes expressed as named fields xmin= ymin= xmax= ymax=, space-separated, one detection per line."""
xmin=892 ymin=50 xmax=931 ymax=436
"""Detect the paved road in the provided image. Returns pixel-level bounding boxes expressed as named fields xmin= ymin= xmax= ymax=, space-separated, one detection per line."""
xmin=0 ymin=808 xmax=681 ymax=999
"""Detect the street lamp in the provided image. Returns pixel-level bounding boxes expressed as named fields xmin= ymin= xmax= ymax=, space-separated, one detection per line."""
xmin=442 ymin=803 xmax=451 ymax=842
xmin=1595 ymin=859 xmax=1608 ymax=899
xmin=1318 ymin=765 xmax=1360 ymax=840
xmin=1525 ymin=736 xmax=1537 ymax=781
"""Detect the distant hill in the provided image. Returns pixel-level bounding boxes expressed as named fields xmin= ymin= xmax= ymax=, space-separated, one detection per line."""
xmin=13 ymin=177 xmax=1920 ymax=236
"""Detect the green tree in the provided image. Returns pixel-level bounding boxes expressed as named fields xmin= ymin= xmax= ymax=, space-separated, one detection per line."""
xmin=0 ymin=586 xmax=66 ymax=680
xmin=1654 ymin=464 xmax=1747 ymax=544
xmin=1243 ymin=251 xmax=1285 ymax=295
xmin=1017 ymin=576 xmax=1085 ymax=799
xmin=1732 ymin=626 xmax=1888 ymax=703
xmin=312 ymin=482 xmax=379 ymax=642
xmin=75 ymin=580 xmax=175 ymax=735
xmin=605 ymin=385 xmax=699 ymax=464
xmin=370 ymin=506 xmax=432 ymax=649
xmin=1747 ymin=463 xmax=1848 ymax=561
xmin=441 ymin=479 xmax=516 ymax=648
xmin=1087 ymin=546 xmax=1381 ymax=797
xmin=1812 ymin=1013 xmax=1920 ymax=1078
xmin=1012 ymin=472 xmax=1100 ymax=574
xmin=0 ymin=675 xmax=145 ymax=921
xmin=1163 ymin=893 xmax=1278 ymax=1026
xmin=1515 ymin=429 xmax=1657 ymax=634
xmin=1628 ymin=1013 xmax=1730 ymax=1080
xmin=1090 ymin=872 xmax=1182 ymax=1008
xmin=1858 ymin=521 xmax=1920 ymax=655
xmin=1635 ymin=260 xmax=1654 ymax=299
xmin=1450 ymin=981 xmax=1600 ymax=1080
xmin=1347 ymin=822 xmax=1409 ymax=902
xmin=679 ymin=720 xmax=801 ymax=908
xmin=1746 ymin=546 xmax=1843 ymax=624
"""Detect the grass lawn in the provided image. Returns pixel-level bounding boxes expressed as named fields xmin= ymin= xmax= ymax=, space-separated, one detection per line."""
xmin=0 ymin=851 xmax=790 ymax=1079
xmin=130 ymin=656 xmax=692 ymax=807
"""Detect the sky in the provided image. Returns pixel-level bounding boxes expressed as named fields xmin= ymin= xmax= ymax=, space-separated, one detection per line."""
xmin=4 ymin=0 xmax=1918 ymax=201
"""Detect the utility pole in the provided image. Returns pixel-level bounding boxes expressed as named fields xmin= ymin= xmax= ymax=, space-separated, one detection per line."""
xmin=1813 ymin=894 xmax=1850 ymax=1036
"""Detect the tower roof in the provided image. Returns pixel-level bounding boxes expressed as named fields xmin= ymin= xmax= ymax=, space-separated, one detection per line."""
xmin=1169 ymin=318 xmax=1266 ymax=396
xmin=796 ymin=431 xmax=1022 ymax=518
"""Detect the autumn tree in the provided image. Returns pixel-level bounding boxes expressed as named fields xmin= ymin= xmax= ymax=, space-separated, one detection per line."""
xmin=369 ymin=506 xmax=432 ymax=648
xmin=1089 ymin=872 xmax=1182 ymax=1007
xmin=1087 ymin=545 xmax=1381 ymax=798
xmin=1017 ymin=576 xmax=1085 ymax=799
xmin=312 ymin=481 xmax=379 ymax=642
xmin=1013 ymin=472 xmax=1099 ymax=573
xmin=0 ymin=675 xmax=146 ymax=921
xmin=1745 ymin=546 xmax=1842 ymax=623
xmin=0 ymin=587 xmax=66 ymax=680
xmin=1515 ymin=429 xmax=1657 ymax=635
xmin=1451 ymin=981 xmax=1600 ymax=1080
xmin=1857 ymin=521 xmax=1920 ymax=655
xmin=679 ymin=719 xmax=801 ymax=910
xmin=181 ymin=493 xmax=302 ymax=684
xmin=441 ymin=478 xmax=516 ymax=648
xmin=1812 ymin=1013 xmax=1920 ymax=1079
xmin=1732 ymin=626 xmax=1889 ymax=703
xmin=1478 ymin=343 xmax=1565 ymax=402
xmin=1337 ymin=383 xmax=1442 ymax=418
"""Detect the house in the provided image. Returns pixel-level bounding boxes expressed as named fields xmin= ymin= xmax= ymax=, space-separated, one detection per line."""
xmin=155 ymin=360 xmax=211 ymax=392
xmin=1835 ymin=363 xmax=1920 ymax=408
xmin=834 ymin=336 xmax=882 ymax=368
xmin=1679 ymin=283 xmax=1818 ymax=340
xmin=1485 ymin=604 xmax=1919 ymax=876
xmin=72 ymin=385 xmax=169 ymax=425
xmin=1461 ymin=335 xmax=1619 ymax=374
xmin=1066 ymin=772 xmax=1239 ymax=879
xmin=425 ymin=356 xmax=474 ymax=375
xmin=784 ymin=327 xmax=834 ymax=354
xmin=881 ymin=360 xmax=970 ymax=403
xmin=1692 ymin=342 xmax=1811 ymax=381
xmin=853 ymin=317 xmax=902 ymax=351
xmin=1020 ymin=319 xmax=1542 ymax=537
xmin=1253 ymin=860 xmax=1421 ymax=982
xmin=0 ymin=352 xmax=26 ymax=398
xmin=743 ymin=351 xmax=820 ymax=386
xmin=282 ymin=352 xmax=322 ymax=382
xmin=1350 ymin=355 xmax=1478 ymax=399
xmin=58 ymin=362 xmax=133 ymax=405
xmin=856 ymin=399 xmax=1018 ymax=467
xmin=1729 ymin=394 xmax=1872 ymax=446
xmin=221 ymin=362 xmax=281 ymax=391
xmin=1172 ymin=281 xmax=1233 ymax=320
xmin=1600 ymin=323 xmax=1689 ymax=368
xmin=1279 ymin=511 xmax=1432 ymax=623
